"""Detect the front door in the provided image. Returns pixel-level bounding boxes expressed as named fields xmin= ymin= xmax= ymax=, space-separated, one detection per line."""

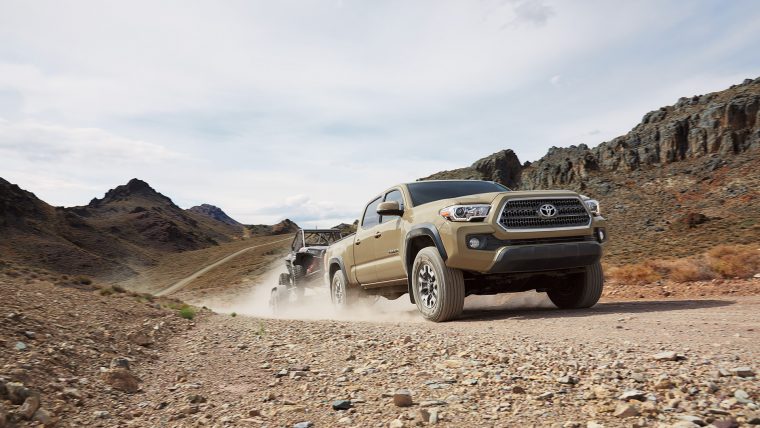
xmin=373 ymin=189 xmax=407 ymax=284
xmin=352 ymin=196 xmax=381 ymax=284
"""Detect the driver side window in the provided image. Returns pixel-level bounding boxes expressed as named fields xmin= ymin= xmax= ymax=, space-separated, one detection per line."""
xmin=361 ymin=197 xmax=381 ymax=229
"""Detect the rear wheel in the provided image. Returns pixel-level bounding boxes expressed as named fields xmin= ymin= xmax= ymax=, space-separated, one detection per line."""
xmin=547 ymin=262 xmax=604 ymax=309
xmin=330 ymin=268 xmax=350 ymax=309
xmin=411 ymin=247 xmax=465 ymax=322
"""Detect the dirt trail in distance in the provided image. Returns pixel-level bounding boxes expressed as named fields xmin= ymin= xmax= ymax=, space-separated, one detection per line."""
xmin=156 ymin=238 xmax=291 ymax=296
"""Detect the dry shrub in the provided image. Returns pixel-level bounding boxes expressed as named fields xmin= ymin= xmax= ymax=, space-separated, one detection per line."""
xmin=606 ymin=262 xmax=661 ymax=283
xmin=706 ymin=245 xmax=760 ymax=278
xmin=662 ymin=259 xmax=714 ymax=283
xmin=608 ymin=244 xmax=760 ymax=284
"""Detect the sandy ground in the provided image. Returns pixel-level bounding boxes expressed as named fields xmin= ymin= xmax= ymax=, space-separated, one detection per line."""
xmin=2 ymin=257 xmax=759 ymax=427
xmin=122 ymin=293 xmax=760 ymax=427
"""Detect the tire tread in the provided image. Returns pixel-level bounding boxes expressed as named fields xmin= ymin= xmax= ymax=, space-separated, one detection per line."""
xmin=414 ymin=247 xmax=465 ymax=322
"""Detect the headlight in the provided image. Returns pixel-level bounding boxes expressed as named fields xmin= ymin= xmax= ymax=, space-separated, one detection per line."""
xmin=580 ymin=195 xmax=601 ymax=216
xmin=440 ymin=204 xmax=491 ymax=221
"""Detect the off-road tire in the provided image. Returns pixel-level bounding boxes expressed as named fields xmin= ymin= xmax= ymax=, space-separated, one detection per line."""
xmin=411 ymin=247 xmax=465 ymax=322
xmin=330 ymin=268 xmax=358 ymax=309
xmin=269 ymin=287 xmax=282 ymax=314
xmin=292 ymin=264 xmax=306 ymax=280
xmin=547 ymin=261 xmax=604 ymax=309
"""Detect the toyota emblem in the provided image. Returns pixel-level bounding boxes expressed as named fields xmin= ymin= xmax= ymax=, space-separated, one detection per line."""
xmin=538 ymin=204 xmax=558 ymax=218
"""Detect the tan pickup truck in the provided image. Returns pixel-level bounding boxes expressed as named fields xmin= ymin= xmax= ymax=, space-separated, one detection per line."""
xmin=324 ymin=180 xmax=607 ymax=322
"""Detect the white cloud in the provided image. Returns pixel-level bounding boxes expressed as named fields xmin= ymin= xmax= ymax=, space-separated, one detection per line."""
xmin=0 ymin=118 xmax=177 ymax=163
xmin=510 ymin=0 xmax=555 ymax=26
xmin=0 ymin=1 xmax=758 ymax=222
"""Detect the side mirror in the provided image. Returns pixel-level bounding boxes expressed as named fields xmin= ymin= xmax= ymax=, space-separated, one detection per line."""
xmin=377 ymin=201 xmax=404 ymax=216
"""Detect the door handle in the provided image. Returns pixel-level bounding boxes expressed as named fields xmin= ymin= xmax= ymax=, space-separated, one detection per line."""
xmin=374 ymin=232 xmax=382 ymax=238
xmin=355 ymin=240 xmax=361 ymax=245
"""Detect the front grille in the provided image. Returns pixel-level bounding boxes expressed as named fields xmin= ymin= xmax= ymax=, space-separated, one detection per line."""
xmin=499 ymin=198 xmax=591 ymax=230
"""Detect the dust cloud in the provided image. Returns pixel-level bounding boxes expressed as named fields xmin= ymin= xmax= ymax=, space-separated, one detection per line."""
xmin=202 ymin=263 xmax=555 ymax=323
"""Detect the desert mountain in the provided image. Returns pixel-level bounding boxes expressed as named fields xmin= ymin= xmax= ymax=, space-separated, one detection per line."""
xmin=0 ymin=178 xmax=278 ymax=278
xmin=188 ymin=204 xmax=242 ymax=227
xmin=246 ymin=219 xmax=300 ymax=236
xmin=72 ymin=178 xmax=240 ymax=254
xmin=332 ymin=220 xmax=359 ymax=235
xmin=0 ymin=177 xmax=138 ymax=278
xmin=422 ymin=77 xmax=760 ymax=264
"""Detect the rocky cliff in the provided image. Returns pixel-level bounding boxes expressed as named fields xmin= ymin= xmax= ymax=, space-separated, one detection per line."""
xmin=421 ymin=77 xmax=760 ymax=264
xmin=520 ymin=77 xmax=760 ymax=191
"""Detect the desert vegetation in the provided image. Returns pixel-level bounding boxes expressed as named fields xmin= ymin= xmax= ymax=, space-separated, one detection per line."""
xmin=606 ymin=243 xmax=760 ymax=284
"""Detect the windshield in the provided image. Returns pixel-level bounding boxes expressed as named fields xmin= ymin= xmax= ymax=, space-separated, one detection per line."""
xmin=406 ymin=181 xmax=509 ymax=206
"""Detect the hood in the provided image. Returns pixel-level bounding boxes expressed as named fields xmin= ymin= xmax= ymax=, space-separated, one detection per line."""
xmin=440 ymin=189 xmax=580 ymax=206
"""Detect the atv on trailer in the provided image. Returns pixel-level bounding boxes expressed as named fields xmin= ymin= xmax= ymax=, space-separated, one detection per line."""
xmin=269 ymin=229 xmax=344 ymax=313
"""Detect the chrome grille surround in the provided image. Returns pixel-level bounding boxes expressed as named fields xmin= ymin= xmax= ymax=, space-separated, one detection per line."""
xmin=498 ymin=197 xmax=591 ymax=231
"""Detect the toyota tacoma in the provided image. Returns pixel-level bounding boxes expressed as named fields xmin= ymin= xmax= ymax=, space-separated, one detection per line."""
xmin=324 ymin=180 xmax=607 ymax=322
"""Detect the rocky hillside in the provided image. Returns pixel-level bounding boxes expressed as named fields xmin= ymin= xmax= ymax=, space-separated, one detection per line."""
xmin=422 ymin=77 xmax=760 ymax=264
xmin=0 ymin=178 xmax=273 ymax=279
xmin=246 ymin=219 xmax=300 ymax=236
xmin=0 ymin=178 xmax=141 ymax=278
xmin=332 ymin=221 xmax=359 ymax=235
xmin=78 ymin=179 xmax=240 ymax=253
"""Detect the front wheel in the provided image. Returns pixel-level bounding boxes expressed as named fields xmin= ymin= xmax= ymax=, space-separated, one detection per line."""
xmin=269 ymin=287 xmax=282 ymax=314
xmin=547 ymin=262 xmax=604 ymax=309
xmin=411 ymin=247 xmax=465 ymax=322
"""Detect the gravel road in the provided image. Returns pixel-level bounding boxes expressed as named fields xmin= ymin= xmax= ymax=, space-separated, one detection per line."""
xmin=125 ymin=295 xmax=759 ymax=427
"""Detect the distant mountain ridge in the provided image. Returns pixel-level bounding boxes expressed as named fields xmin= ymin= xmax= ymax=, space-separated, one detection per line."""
xmin=246 ymin=219 xmax=299 ymax=236
xmin=188 ymin=204 xmax=242 ymax=227
xmin=422 ymin=77 xmax=760 ymax=264
xmin=0 ymin=178 xmax=294 ymax=278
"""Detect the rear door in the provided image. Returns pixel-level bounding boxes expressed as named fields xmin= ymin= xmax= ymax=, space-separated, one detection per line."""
xmin=352 ymin=196 xmax=381 ymax=284
xmin=373 ymin=189 xmax=407 ymax=284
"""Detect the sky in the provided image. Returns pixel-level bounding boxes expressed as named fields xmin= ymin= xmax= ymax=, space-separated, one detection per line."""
xmin=1 ymin=0 xmax=759 ymax=227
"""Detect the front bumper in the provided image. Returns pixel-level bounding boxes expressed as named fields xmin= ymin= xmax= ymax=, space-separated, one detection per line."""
xmin=487 ymin=241 xmax=602 ymax=273
xmin=437 ymin=214 xmax=607 ymax=274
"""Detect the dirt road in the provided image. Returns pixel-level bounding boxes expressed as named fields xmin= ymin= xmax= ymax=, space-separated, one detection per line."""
xmin=155 ymin=237 xmax=291 ymax=296
xmin=125 ymin=295 xmax=759 ymax=427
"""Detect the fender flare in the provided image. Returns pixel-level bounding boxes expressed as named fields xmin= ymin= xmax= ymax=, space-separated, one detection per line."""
xmin=404 ymin=223 xmax=448 ymax=303
xmin=327 ymin=256 xmax=347 ymax=282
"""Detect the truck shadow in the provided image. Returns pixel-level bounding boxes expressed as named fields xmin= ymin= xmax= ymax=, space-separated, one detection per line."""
xmin=456 ymin=298 xmax=736 ymax=322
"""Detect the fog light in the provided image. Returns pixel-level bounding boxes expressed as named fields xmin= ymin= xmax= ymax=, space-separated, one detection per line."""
xmin=468 ymin=237 xmax=481 ymax=249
